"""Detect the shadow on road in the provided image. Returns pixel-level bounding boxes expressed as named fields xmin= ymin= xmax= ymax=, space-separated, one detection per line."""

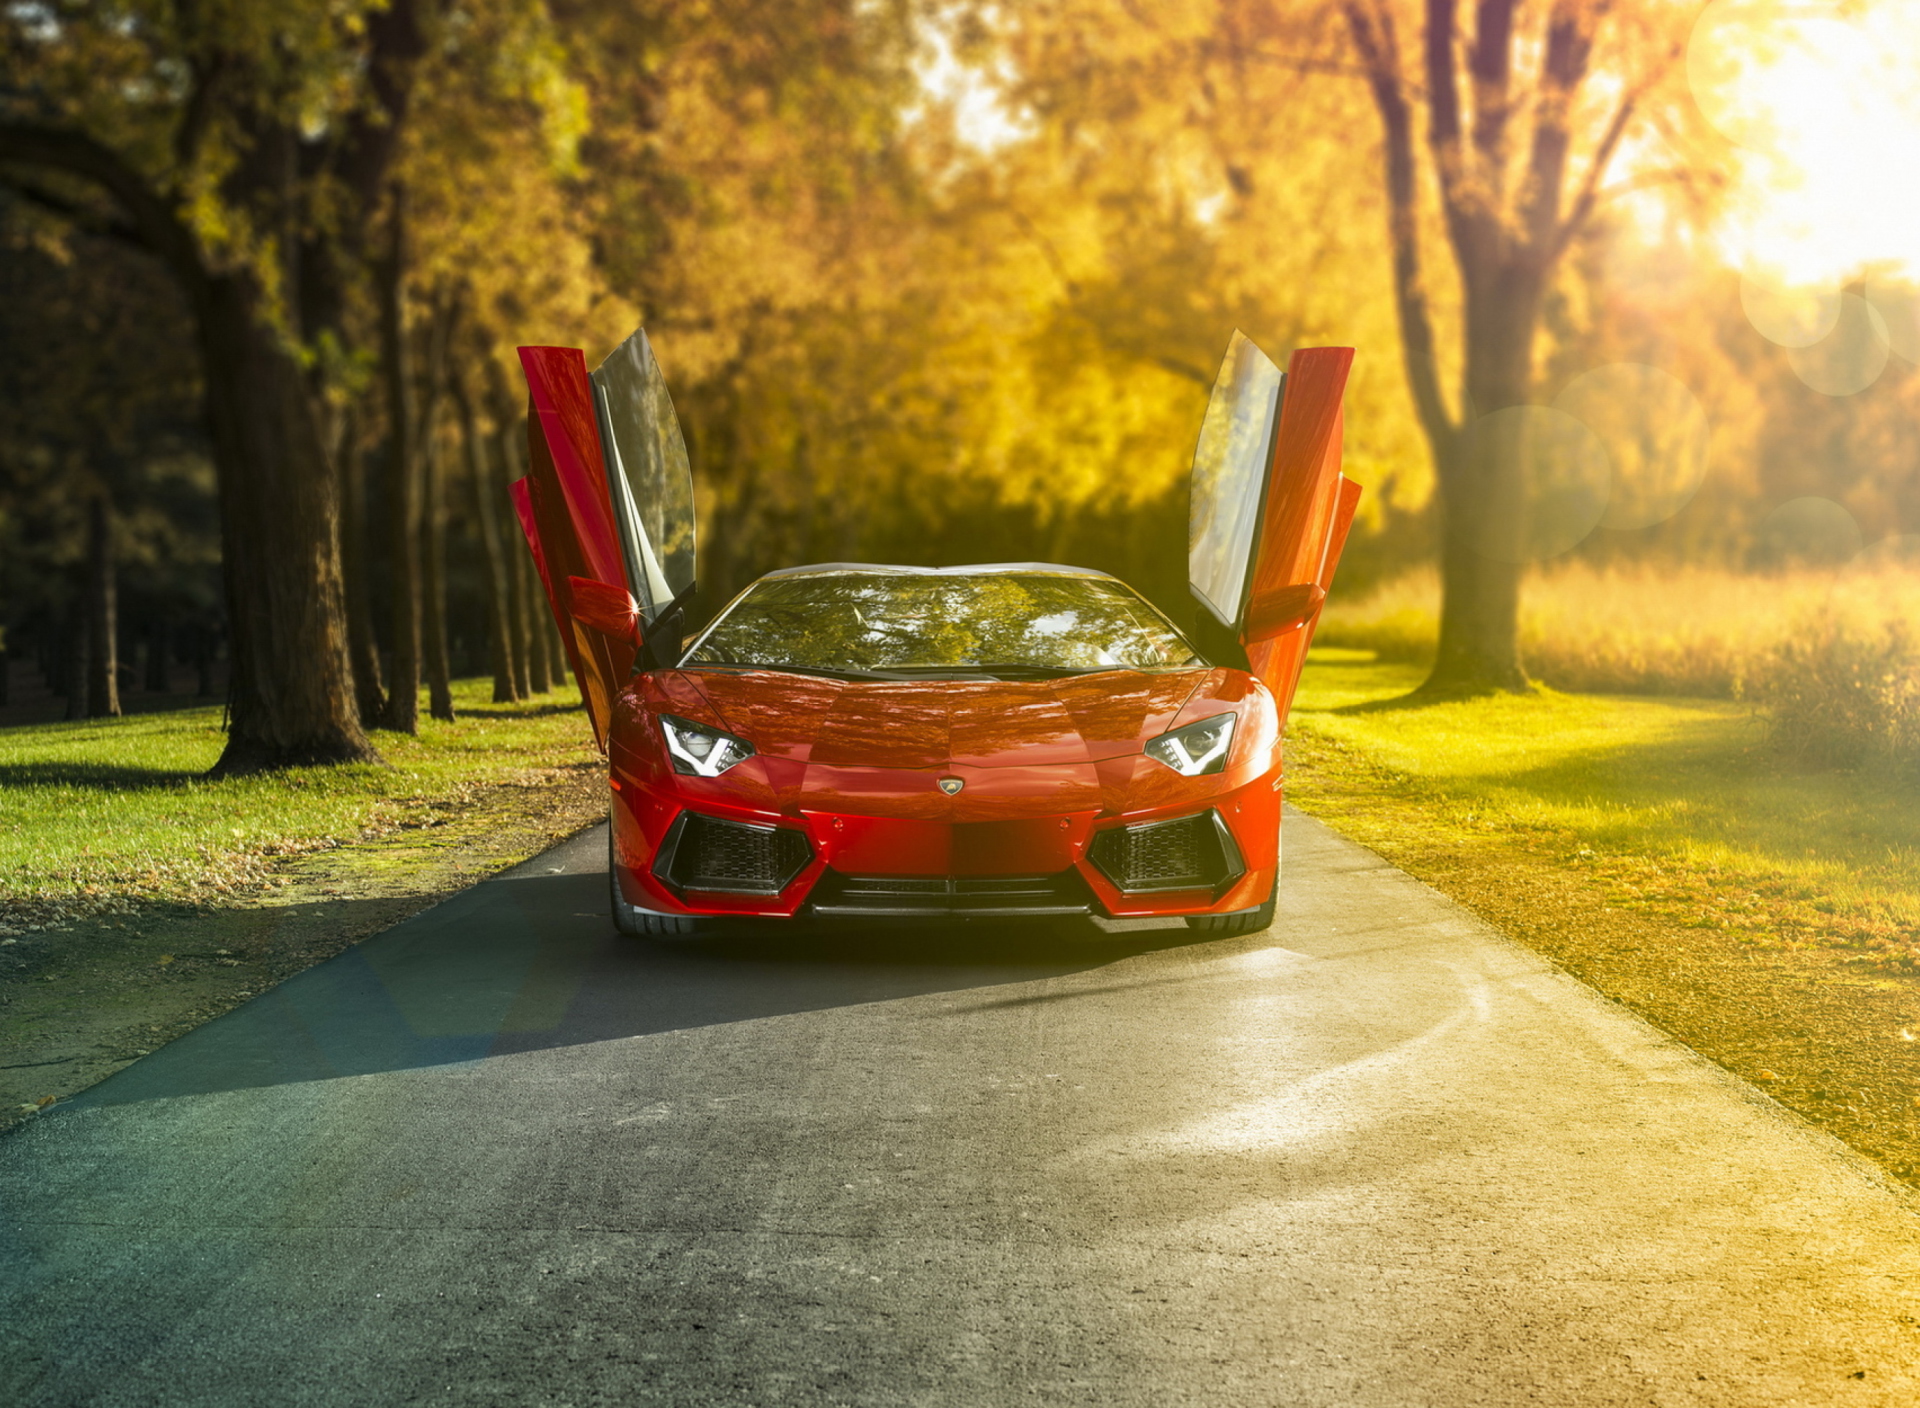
xmin=62 ymin=831 xmax=1203 ymax=1111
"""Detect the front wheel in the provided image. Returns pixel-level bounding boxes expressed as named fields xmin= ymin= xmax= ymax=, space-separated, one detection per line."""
xmin=609 ymin=823 xmax=709 ymax=941
xmin=1184 ymin=892 xmax=1276 ymax=938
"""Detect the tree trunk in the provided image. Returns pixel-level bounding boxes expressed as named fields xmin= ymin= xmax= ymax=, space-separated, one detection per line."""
xmin=492 ymin=403 xmax=536 ymax=698
xmin=194 ymin=269 xmax=381 ymax=773
xmin=375 ymin=188 xmax=422 ymax=735
xmin=1423 ymin=262 xmax=1542 ymax=694
xmin=421 ymin=436 xmax=455 ymax=722
xmin=502 ymin=505 xmax=533 ymax=702
xmin=37 ymin=620 xmax=57 ymax=692
xmin=340 ymin=419 xmax=388 ymax=723
xmin=521 ymin=545 xmax=552 ymax=695
xmin=63 ymin=593 xmax=87 ymax=720
xmin=194 ymin=622 xmax=215 ymax=698
xmin=145 ymin=618 xmax=169 ymax=694
xmin=1342 ymin=0 xmax=1624 ymax=698
xmin=419 ymin=296 xmax=457 ymax=724
xmin=486 ymin=391 xmax=559 ymax=695
xmin=84 ymin=491 xmax=122 ymax=718
xmin=0 ymin=121 xmax=373 ymax=768
xmin=543 ymin=594 xmax=567 ymax=688
xmin=457 ymin=372 xmax=520 ymax=703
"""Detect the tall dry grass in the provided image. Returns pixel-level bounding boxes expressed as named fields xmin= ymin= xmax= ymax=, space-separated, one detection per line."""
xmin=1317 ymin=561 xmax=1920 ymax=766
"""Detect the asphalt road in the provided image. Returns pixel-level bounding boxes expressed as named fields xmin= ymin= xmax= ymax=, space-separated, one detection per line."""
xmin=5 ymin=809 xmax=1920 ymax=1406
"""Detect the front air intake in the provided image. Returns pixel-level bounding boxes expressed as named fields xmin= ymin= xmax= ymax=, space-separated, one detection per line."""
xmin=809 ymin=871 xmax=1093 ymax=918
xmin=1088 ymin=810 xmax=1245 ymax=894
xmin=654 ymin=812 xmax=812 ymax=895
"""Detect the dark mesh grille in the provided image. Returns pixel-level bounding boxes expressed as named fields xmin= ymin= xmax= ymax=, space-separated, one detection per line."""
xmin=1088 ymin=812 xmax=1239 ymax=893
xmin=812 ymin=871 xmax=1090 ymax=917
xmin=661 ymin=813 xmax=811 ymax=895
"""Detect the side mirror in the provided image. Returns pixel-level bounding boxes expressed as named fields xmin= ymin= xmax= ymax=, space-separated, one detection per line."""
xmin=1243 ymin=582 xmax=1326 ymax=643
xmin=567 ymin=575 xmax=642 ymax=647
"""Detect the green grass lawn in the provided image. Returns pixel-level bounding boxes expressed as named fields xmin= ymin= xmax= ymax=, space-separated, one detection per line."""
xmin=1290 ymin=650 xmax=1920 ymax=960
xmin=0 ymin=679 xmax=596 ymax=918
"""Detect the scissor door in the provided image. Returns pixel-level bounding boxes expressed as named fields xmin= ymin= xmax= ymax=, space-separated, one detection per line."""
xmin=1186 ymin=337 xmax=1359 ymax=724
xmin=1241 ymin=345 xmax=1356 ymax=723
xmin=514 ymin=344 xmax=636 ymax=751
xmin=587 ymin=328 xmax=697 ymax=629
xmin=1187 ymin=331 xmax=1285 ymax=637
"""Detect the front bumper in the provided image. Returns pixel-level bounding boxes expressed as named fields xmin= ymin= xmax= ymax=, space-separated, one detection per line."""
xmin=609 ymin=765 xmax=1281 ymax=922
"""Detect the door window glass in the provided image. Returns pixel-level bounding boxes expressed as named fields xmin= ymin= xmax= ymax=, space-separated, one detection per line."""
xmin=1188 ymin=331 xmax=1283 ymax=628
xmin=590 ymin=329 xmax=696 ymax=622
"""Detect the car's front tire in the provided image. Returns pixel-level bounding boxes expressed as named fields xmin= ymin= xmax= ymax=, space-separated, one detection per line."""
xmin=1184 ymin=891 xmax=1276 ymax=938
xmin=609 ymin=823 xmax=709 ymax=941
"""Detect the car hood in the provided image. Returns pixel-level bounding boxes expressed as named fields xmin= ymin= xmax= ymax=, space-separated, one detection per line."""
xmin=669 ymin=669 xmax=1212 ymax=769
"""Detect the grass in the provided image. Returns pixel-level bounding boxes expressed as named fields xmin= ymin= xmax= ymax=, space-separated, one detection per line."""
xmin=1317 ymin=560 xmax=1920 ymax=764
xmin=1286 ymin=647 xmax=1920 ymax=1186
xmin=1290 ymin=650 xmax=1920 ymax=968
xmin=0 ymin=678 xmax=598 ymax=927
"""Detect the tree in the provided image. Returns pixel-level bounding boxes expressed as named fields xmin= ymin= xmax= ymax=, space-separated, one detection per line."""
xmin=0 ymin=2 xmax=433 ymax=769
xmin=0 ymin=202 xmax=216 ymax=718
xmin=1339 ymin=0 xmax=1694 ymax=690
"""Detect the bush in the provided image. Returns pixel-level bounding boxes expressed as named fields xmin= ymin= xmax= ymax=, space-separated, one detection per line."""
xmin=1313 ymin=568 xmax=1440 ymax=663
xmin=1317 ymin=560 xmax=1920 ymax=767
xmin=1756 ymin=623 xmax=1920 ymax=769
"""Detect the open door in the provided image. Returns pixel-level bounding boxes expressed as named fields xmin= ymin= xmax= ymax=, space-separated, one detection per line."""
xmin=1186 ymin=335 xmax=1359 ymax=723
xmin=588 ymin=328 xmax=697 ymax=637
xmin=512 ymin=326 xmax=698 ymax=751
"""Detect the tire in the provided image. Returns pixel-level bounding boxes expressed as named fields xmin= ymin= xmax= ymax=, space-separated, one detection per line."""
xmin=609 ymin=822 xmax=708 ymax=940
xmin=1184 ymin=892 xmax=1276 ymax=938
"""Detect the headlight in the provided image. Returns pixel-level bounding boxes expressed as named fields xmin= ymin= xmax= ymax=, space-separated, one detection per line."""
xmin=658 ymin=714 xmax=755 ymax=777
xmin=1144 ymin=712 xmax=1236 ymax=776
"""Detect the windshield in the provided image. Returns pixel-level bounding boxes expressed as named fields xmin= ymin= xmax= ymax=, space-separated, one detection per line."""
xmin=684 ymin=572 xmax=1203 ymax=677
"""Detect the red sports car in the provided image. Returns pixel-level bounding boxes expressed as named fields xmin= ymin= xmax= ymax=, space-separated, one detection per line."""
xmin=511 ymin=329 xmax=1360 ymax=939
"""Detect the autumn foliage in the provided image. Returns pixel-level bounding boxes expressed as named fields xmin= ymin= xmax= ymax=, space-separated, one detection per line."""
xmin=2 ymin=1 xmax=1918 ymax=768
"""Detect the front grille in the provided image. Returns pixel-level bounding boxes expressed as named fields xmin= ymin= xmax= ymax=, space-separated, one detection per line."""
xmin=811 ymin=870 xmax=1091 ymax=918
xmin=655 ymin=812 xmax=812 ymax=895
xmin=1088 ymin=810 xmax=1244 ymax=894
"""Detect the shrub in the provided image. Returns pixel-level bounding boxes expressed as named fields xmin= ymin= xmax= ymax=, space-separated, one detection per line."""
xmin=1317 ymin=560 xmax=1920 ymax=767
xmin=1755 ymin=622 xmax=1920 ymax=769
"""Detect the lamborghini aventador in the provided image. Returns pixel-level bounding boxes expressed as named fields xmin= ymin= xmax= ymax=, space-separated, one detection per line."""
xmin=510 ymin=327 xmax=1360 ymax=938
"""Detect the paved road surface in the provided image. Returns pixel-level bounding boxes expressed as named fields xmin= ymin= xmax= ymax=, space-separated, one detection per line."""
xmin=5 ymin=810 xmax=1920 ymax=1406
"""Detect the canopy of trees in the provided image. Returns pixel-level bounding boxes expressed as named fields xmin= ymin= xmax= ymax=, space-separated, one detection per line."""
xmin=3 ymin=0 xmax=1916 ymax=760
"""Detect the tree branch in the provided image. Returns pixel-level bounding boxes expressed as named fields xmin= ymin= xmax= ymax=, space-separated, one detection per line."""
xmin=1155 ymin=355 xmax=1213 ymax=387
xmin=0 ymin=174 xmax=146 ymax=249
xmin=1518 ymin=0 xmax=1599 ymax=254
xmin=0 ymin=123 xmax=202 ymax=289
xmin=1550 ymin=88 xmax=1636 ymax=258
xmin=1239 ymin=48 xmax=1400 ymax=86
xmin=1550 ymin=24 xmax=1683 ymax=258
xmin=332 ymin=0 xmax=428 ymax=207
xmin=1467 ymin=0 xmax=1515 ymax=192
xmin=1424 ymin=0 xmax=1462 ymax=154
xmin=1344 ymin=0 xmax=1458 ymax=455
xmin=173 ymin=51 xmax=229 ymax=171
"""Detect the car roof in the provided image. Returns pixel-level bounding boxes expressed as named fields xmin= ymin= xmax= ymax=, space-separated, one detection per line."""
xmin=755 ymin=562 xmax=1121 ymax=582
